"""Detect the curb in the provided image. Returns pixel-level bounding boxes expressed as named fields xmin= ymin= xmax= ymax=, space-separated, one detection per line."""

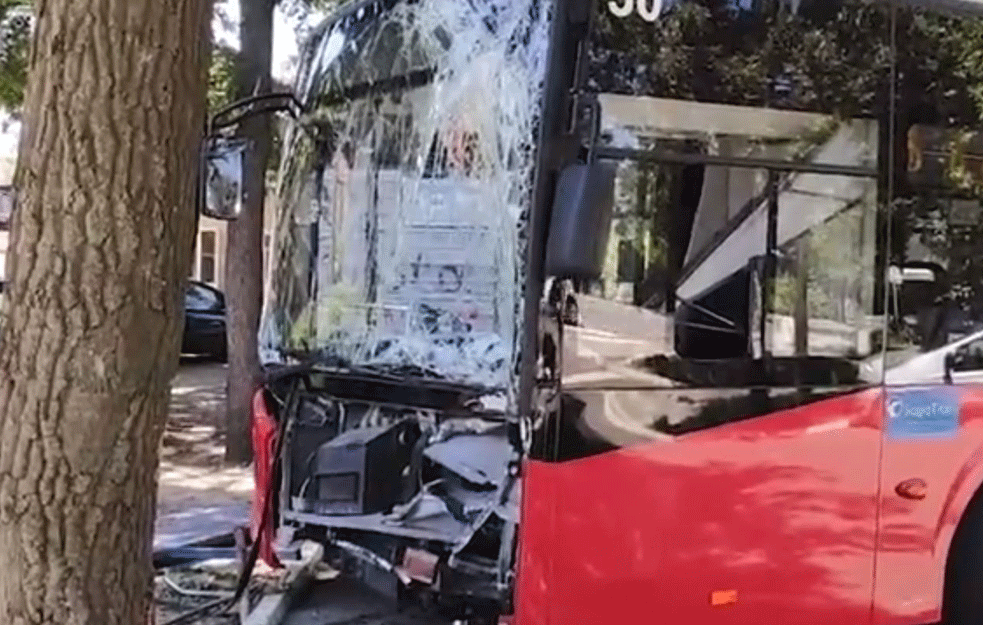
xmin=241 ymin=541 xmax=324 ymax=625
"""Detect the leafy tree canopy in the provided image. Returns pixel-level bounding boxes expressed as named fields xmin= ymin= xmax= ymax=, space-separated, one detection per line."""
xmin=590 ymin=0 xmax=983 ymax=313
xmin=0 ymin=0 xmax=340 ymax=113
xmin=591 ymin=0 xmax=983 ymax=122
xmin=0 ymin=0 xmax=29 ymax=110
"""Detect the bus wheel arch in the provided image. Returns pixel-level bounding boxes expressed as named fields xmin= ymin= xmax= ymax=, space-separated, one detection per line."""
xmin=941 ymin=477 xmax=983 ymax=624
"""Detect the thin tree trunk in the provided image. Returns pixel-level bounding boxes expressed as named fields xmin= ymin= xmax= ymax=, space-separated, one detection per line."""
xmin=224 ymin=0 xmax=274 ymax=464
xmin=794 ymin=233 xmax=810 ymax=357
xmin=0 ymin=0 xmax=210 ymax=623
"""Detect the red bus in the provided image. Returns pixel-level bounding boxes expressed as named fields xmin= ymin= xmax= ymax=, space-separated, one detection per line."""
xmin=200 ymin=0 xmax=983 ymax=623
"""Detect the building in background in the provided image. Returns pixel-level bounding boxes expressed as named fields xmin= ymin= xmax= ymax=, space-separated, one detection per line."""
xmin=192 ymin=209 xmax=274 ymax=292
xmin=0 ymin=143 xmax=273 ymax=293
xmin=0 ymin=151 xmax=14 ymax=280
xmin=192 ymin=217 xmax=228 ymax=289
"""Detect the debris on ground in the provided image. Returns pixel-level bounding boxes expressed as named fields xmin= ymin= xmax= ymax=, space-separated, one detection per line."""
xmin=153 ymin=559 xmax=291 ymax=625
xmin=154 ymin=563 xmax=238 ymax=625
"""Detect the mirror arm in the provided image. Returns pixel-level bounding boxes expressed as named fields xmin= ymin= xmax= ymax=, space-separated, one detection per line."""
xmin=209 ymin=92 xmax=304 ymax=133
xmin=213 ymin=104 xmax=299 ymax=134
xmin=212 ymin=92 xmax=303 ymax=122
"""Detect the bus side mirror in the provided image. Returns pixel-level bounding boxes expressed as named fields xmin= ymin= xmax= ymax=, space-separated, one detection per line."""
xmin=545 ymin=162 xmax=616 ymax=280
xmin=199 ymin=136 xmax=249 ymax=221
xmin=196 ymin=91 xmax=304 ymax=221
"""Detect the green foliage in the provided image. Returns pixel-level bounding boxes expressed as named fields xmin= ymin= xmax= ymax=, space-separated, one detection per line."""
xmin=209 ymin=47 xmax=236 ymax=111
xmin=0 ymin=0 xmax=339 ymax=112
xmin=0 ymin=0 xmax=30 ymax=110
xmin=590 ymin=2 xmax=983 ymax=133
xmin=591 ymin=1 xmax=897 ymax=117
xmin=592 ymin=1 xmax=983 ymax=310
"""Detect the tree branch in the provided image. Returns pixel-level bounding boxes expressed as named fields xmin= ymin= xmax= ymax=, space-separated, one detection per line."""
xmin=213 ymin=41 xmax=292 ymax=93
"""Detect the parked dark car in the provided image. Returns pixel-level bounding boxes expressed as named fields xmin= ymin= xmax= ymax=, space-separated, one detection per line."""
xmin=182 ymin=281 xmax=227 ymax=361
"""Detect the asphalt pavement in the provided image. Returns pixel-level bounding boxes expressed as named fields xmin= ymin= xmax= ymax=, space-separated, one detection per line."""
xmin=283 ymin=579 xmax=452 ymax=625
xmin=155 ymin=359 xmax=251 ymax=550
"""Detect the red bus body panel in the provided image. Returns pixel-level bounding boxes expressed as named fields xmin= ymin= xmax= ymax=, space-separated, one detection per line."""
xmin=874 ymin=387 xmax=983 ymax=625
xmin=514 ymin=386 xmax=983 ymax=625
xmin=250 ymin=390 xmax=280 ymax=569
xmin=250 ymin=383 xmax=983 ymax=624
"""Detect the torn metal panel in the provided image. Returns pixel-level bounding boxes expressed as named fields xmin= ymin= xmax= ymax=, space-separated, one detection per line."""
xmin=284 ymin=394 xmax=517 ymax=549
xmin=287 ymin=475 xmax=505 ymax=550
xmin=424 ymin=432 xmax=515 ymax=488
xmin=285 ymin=506 xmax=473 ymax=545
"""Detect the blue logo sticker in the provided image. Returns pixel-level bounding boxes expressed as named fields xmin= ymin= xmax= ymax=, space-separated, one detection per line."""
xmin=886 ymin=387 xmax=963 ymax=440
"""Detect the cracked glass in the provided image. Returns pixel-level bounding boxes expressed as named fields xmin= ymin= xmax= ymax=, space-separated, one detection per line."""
xmin=259 ymin=0 xmax=556 ymax=393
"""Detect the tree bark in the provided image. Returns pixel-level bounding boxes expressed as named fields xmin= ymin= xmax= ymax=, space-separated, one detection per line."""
xmin=0 ymin=0 xmax=210 ymax=623
xmin=224 ymin=0 xmax=274 ymax=464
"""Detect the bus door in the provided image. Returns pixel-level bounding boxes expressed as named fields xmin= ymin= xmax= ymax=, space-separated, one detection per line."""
xmin=533 ymin=93 xmax=884 ymax=625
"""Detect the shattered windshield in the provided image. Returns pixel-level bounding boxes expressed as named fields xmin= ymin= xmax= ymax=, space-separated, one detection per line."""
xmin=259 ymin=0 xmax=554 ymax=390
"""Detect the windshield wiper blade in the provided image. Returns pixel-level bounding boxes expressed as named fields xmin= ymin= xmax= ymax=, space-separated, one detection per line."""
xmin=369 ymin=362 xmax=446 ymax=380
xmin=272 ymin=348 xmax=494 ymax=393
xmin=286 ymin=346 xmax=449 ymax=379
xmin=267 ymin=349 xmax=403 ymax=383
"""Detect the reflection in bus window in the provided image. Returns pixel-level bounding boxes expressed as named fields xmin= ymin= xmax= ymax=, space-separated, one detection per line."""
xmin=557 ymin=0 xmax=911 ymax=439
xmin=589 ymin=0 xmax=892 ymax=117
xmin=883 ymin=5 xmax=983 ymax=387
xmin=562 ymin=0 xmax=983 ymax=439
xmin=565 ymin=158 xmax=878 ymax=389
xmin=948 ymin=339 xmax=983 ymax=374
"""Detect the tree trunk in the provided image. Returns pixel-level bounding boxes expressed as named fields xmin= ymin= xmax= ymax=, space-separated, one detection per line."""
xmin=0 ymin=0 xmax=210 ymax=623
xmin=224 ymin=0 xmax=274 ymax=464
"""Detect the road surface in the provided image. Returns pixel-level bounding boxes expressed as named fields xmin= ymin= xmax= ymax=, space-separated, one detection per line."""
xmin=156 ymin=359 xmax=250 ymax=549
xmin=284 ymin=579 xmax=452 ymax=625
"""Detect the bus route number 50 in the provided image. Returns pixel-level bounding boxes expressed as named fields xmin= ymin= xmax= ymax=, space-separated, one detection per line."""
xmin=608 ymin=0 xmax=663 ymax=22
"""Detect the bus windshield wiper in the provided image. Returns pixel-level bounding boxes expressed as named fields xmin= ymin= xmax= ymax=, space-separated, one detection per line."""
xmin=273 ymin=347 xmax=497 ymax=395
xmin=268 ymin=349 xmax=403 ymax=383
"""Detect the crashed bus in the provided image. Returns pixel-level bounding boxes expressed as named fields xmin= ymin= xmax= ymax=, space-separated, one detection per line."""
xmin=199 ymin=0 xmax=983 ymax=623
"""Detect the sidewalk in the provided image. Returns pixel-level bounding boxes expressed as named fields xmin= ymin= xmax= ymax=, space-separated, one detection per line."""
xmin=155 ymin=360 xmax=252 ymax=549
